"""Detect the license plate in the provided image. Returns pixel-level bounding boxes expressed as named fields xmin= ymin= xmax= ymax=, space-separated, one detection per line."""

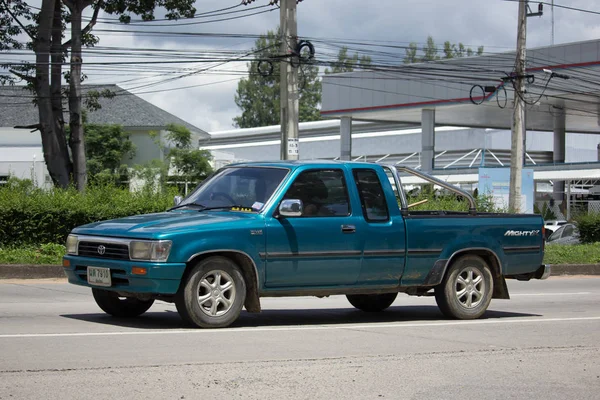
xmin=87 ymin=267 xmax=111 ymax=287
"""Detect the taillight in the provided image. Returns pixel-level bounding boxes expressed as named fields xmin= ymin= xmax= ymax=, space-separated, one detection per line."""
xmin=542 ymin=226 xmax=545 ymax=251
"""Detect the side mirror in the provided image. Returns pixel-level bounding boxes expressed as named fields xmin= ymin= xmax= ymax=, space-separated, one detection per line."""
xmin=173 ymin=196 xmax=183 ymax=206
xmin=279 ymin=199 xmax=303 ymax=217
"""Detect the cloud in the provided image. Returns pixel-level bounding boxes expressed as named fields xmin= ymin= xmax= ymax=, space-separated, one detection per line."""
xmin=5 ymin=0 xmax=600 ymax=132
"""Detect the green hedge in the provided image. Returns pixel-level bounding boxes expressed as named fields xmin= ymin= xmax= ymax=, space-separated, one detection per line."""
xmin=574 ymin=213 xmax=600 ymax=244
xmin=0 ymin=179 xmax=178 ymax=247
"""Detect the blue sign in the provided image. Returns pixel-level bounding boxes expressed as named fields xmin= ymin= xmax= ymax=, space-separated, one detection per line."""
xmin=478 ymin=167 xmax=534 ymax=213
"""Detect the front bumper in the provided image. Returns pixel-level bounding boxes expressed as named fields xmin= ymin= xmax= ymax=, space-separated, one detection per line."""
xmin=535 ymin=264 xmax=552 ymax=280
xmin=63 ymin=255 xmax=187 ymax=294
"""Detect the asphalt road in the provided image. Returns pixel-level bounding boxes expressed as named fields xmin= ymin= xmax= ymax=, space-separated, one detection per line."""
xmin=0 ymin=277 xmax=599 ymax=399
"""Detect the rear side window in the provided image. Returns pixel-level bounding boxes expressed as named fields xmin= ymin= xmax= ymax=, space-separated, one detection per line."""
xmin=548 ymin=226 xmax=564 ymax=242
xmin=354 ymin=169 xmax=389 ymax=222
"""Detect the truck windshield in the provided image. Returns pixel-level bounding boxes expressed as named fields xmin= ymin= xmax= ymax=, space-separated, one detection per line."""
xmin=176 ymin=167 xmax=289 ymax=212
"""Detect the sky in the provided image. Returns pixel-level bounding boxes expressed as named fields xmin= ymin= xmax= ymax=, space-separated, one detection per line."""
xmin=5 ymin=0 xmax=600 ymax=133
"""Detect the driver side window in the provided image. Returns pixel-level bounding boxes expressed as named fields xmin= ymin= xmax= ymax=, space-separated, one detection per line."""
xmin=283 ymin=169 xmax=350 ymax=217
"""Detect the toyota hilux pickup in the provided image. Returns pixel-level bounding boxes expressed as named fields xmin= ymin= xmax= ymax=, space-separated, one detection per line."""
xmin=63 ymin=161 xmax=550 ymax=328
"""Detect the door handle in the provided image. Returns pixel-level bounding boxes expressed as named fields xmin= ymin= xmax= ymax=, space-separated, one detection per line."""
xmin=341 ymin=224 xmax=356 ymax=233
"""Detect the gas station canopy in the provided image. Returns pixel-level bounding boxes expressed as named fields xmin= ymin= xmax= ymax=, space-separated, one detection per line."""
xmin=321 ymin=39 xmax=600 ymax=134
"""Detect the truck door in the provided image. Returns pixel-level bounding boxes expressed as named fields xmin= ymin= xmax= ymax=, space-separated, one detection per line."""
xmin=352 ymin=168 xmax=406 ymax=286
xmin=264 ymin=168 xmax=362 ymax=287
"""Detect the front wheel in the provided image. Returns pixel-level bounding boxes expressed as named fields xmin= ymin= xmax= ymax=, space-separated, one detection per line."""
xmin=346 ymin=293 xmax=398 ymax=312
xmin=435 ymin=255 xmax=494 ymax=320
xmin=92 ymin=288 xmax=155 ymax=317
xmin=175 ymin=256 xmax=247 ymax=328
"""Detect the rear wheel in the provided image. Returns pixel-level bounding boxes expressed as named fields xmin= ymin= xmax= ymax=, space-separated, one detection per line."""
xmin=92 ymin=288 xmax=154 ymax=317
xmin=346 ymin=293 xmax=398 ymax=312
xmin=176 ymin=256 xmax=246 ymax=328
xmin=435 ymin=255 xmax=493 ymax=319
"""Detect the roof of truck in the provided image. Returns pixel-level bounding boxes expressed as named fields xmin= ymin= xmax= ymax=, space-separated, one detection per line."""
xmin=228 ymin=160 xmax=381 ymax=169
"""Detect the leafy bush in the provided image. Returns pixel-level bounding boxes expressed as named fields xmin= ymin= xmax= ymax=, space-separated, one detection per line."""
xmin=407 ymin=193 xmax=498 ymax=213
xmin=0 ymin=178 xmax=178 ymax=247
xmin=574 ymin=213 xmax=600 ymax=244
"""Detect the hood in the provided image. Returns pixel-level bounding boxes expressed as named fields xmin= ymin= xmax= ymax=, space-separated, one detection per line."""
xmin=72 ymin=210 xmax=261 ymax=239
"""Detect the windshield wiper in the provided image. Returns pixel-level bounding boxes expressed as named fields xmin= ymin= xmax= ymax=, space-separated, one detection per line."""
xmin=168 ymin=202 xmax=207 ymax=211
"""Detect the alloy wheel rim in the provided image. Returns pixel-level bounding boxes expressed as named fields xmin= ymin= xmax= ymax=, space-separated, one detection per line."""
xmin=197 ymin=270 xmax=236 ymax=317
xmin=455 ymin=267 xmax=485 ymax=309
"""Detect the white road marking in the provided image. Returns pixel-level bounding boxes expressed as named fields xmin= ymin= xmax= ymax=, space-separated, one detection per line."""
xmin=512 ymin=292 xmax=592 ymax=296
xmin=0 ymin=316 xmax=599 ymax=338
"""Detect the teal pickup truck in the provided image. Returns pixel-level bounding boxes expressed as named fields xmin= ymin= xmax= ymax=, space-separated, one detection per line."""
xmin=63 ymin=161 xmax=550 ymax=328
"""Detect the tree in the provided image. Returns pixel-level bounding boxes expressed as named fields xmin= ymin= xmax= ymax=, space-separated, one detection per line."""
xmin=84 ymin=123 xmax=135 ymax=185
xmin=0 ymin=0 xmax=196 ymax=191
xmin=423 ymin=36 xmax=439 ymax=62
xmin=233 ymin=28 xmax=321 ymax=128
xmin=443 ymin=41 xmax=484 ymax=59
xmin=324 ymin=47 xmax=372 ymax=74
xmin=131 ymin=124 xmax=212 ymax=193
xmin=404 ymin=36 xmax=484 ymax=63
xmin=403 ymin=43 xmax=418 ymax=64
xmin=165 ymin=124 xmax=213 ymax=185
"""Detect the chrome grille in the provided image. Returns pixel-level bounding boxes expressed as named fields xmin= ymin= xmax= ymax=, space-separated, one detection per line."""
xmin=78 ymin=241 xmax=130 ymax=260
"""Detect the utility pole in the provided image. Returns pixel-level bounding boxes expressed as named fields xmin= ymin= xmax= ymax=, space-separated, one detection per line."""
xmin=509 ymin=0 xmax=528 ymax=213
xmin=279 ymin=0 xmax=299 ymax=160
xmin=551 ymin=0 xmax=555 ymax=45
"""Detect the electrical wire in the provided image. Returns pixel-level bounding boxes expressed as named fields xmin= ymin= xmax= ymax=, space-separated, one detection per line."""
xmin=499 ymin=0 xmax=600 ymax=16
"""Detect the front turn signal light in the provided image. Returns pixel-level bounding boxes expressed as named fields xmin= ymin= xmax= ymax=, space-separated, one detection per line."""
xmin=131 ymin=267 xmax=148 ymax=275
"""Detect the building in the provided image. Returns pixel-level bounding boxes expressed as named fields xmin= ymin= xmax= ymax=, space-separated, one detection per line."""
xmin=204 ymin=119 xmax=599 ymax=181
xmin=0 ymin=84 xmax=209 ymax=187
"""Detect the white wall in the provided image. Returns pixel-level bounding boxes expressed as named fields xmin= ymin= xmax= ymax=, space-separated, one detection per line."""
xmin=125 ymin=129 xmax=164 ymax=166
xmin=0 ymin=128 xmax=48 ymax=186
xmin=0 ymin=127 xmax=42 ymax=146
xmin=0 ymin=147 xmax=49 ymax=187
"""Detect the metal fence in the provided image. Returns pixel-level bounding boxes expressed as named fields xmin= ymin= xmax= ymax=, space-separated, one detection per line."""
xmin=535 ymin=199 xmax=600 ymax=221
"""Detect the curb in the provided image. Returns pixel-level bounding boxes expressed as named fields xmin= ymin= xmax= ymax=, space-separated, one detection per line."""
xmin=1 ymin=264 xmax=599 ymax=280
xmin=0 ymin=265 xmax=66 ymax=280
xmin=550 ymin=264 xmax=600 ymax=276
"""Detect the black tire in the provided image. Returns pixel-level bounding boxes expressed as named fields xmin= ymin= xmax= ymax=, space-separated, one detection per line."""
xmin=346 ymin=293 xmax=398 ymax=312
xmin=175 ymin=256 xmax=246 ymax=328
xmin=435 ymin=255 xmax=494 ymax=320
xmin=92 ymin=288 xmax=154 ymax=317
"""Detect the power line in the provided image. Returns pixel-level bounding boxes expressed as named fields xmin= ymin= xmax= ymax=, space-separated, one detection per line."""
xmin=499 ymin=0 xmax=600 ymax=16
xmin=93 ymin=4 xmax=274 ymax=26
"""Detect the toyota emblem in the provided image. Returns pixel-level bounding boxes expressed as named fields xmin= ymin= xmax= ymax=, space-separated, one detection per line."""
xmin=97 ymin=245 xmax=106 ymax=255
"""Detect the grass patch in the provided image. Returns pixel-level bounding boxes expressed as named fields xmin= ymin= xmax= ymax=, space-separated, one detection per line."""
xmin=544 ymin=244 xmax=600 ymax=265
xmin=0 ymin=244 xmax=65 ymax=265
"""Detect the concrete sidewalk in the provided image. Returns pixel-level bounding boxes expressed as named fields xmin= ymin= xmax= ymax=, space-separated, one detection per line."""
xmin=1 ymin=263 xmax=599 ymax=280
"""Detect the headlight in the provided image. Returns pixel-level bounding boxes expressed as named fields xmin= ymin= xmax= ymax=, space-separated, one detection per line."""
xmin=66 ymin=235 xmax=78 ymax=255
xmin=130 ymin=240 xmax=172 ymax=262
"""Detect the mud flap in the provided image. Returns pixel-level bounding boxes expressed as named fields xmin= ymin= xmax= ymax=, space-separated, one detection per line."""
xmin=492 ymin=275 xmax=510 ymax=299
